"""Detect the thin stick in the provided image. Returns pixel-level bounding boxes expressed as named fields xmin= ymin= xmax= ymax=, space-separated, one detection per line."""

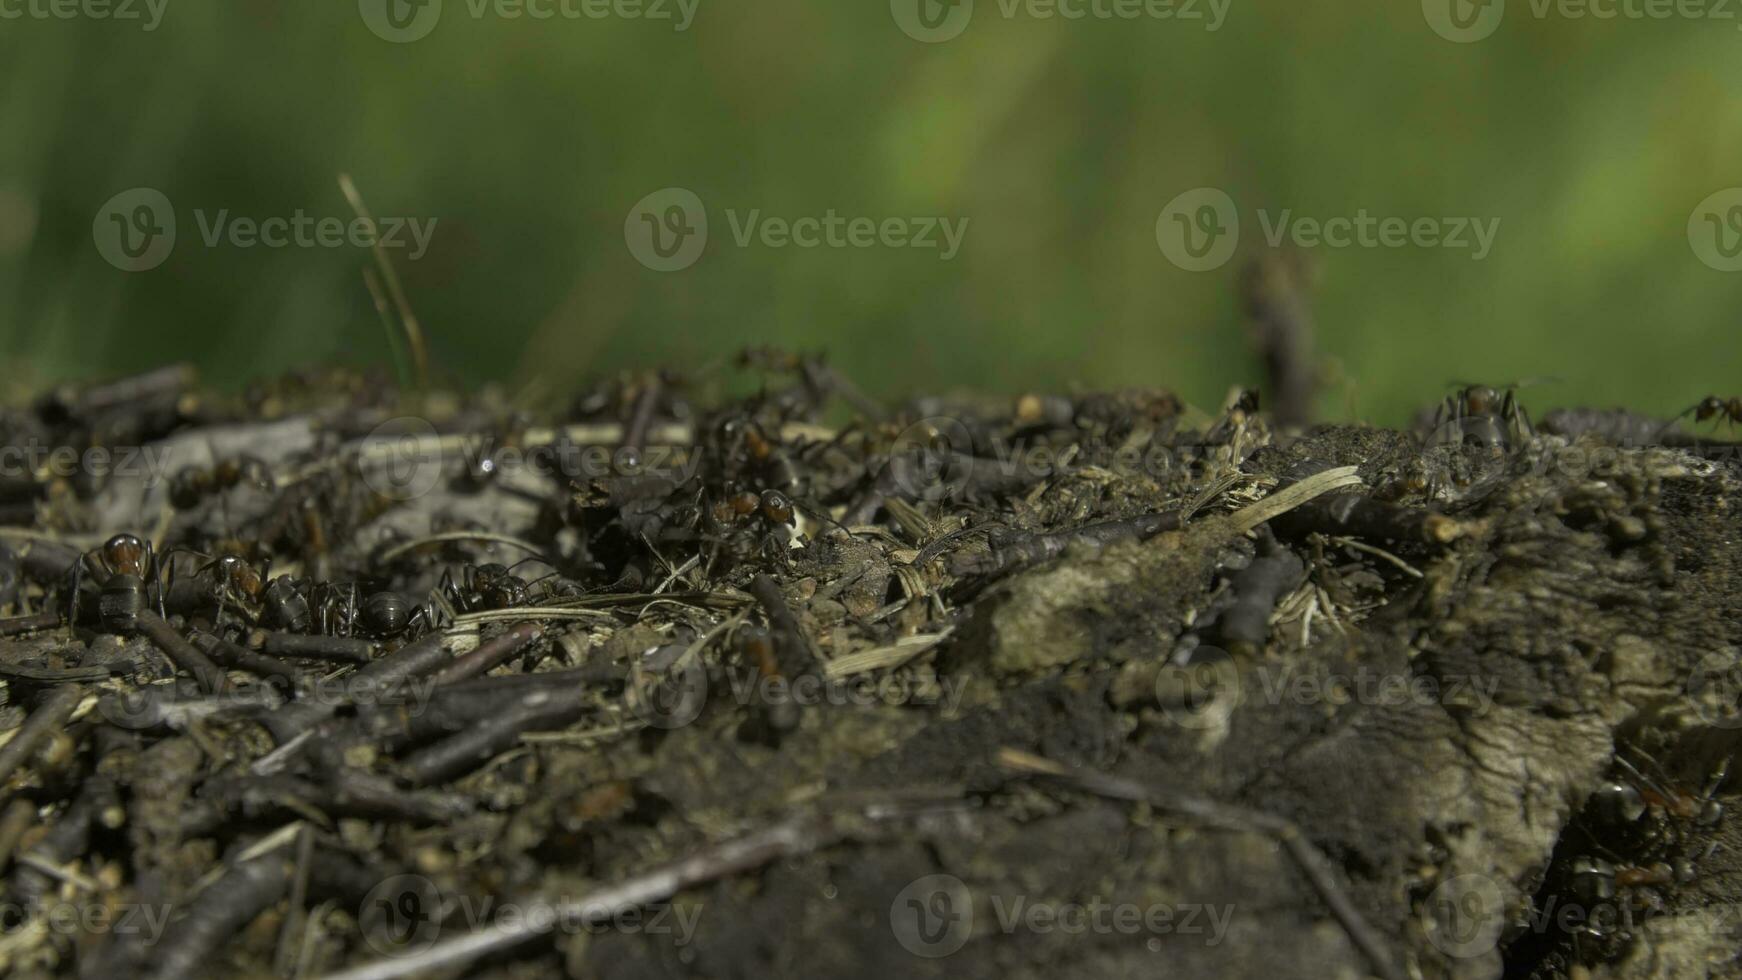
xmin=339 ymin=174 xmax=427 ymax=389
xmin=314 ymin=814 xmax=842 ymax=980
xmin=0 ymin=684 xmax=86 ymax=784
xmin=135 ymin=612 xmax=229 ymax=694
xmin=1330 ymin=536 xmax=1424 ymax=579
xmin=375 ymin=532 xmax=552 ymax=565
xmin=433 ymin=623 xmax=543 ymax=685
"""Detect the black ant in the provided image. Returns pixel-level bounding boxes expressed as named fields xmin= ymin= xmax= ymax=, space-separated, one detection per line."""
xmin=1547 ymin=746 xmax=1729 ymax=963
xmin=156 ymin=550 xmax=266 ymax=627
xmin=168 ymin=456 xmax=275 ymax=510
xmin=437 ymin=560 xmax=544 ymax=613
xmin=69 ymin=533 xmax=159 ymax=633
xmin=1425 ymin=381 xmax=1539 ymax=450
xmin=1658 ymin=395 xmax=1742 ymax=441
xmin=358 ymin=589 xmax=447 ymax=637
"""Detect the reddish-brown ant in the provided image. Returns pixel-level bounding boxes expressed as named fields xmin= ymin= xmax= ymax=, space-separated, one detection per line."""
xmin=1659 ymin=395 xmax=1742 ymax=441
xmin=69 ymin=532 xmax=159 ymax=632
xmin=1425 ymin=381 xmax=1541 ymax=450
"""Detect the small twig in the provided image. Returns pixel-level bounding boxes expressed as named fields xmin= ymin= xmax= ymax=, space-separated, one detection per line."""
xmin=1229 ymin=467 xmax=1363 ymax=534
xmin=823 ymin=629 xmax=955 ymax=679
xmin=1329 ymin=536 xmax=1424 ymax=579
xmin=136 ymin=612 xmax=229 ymax=694
xmin=144 ymin=854 xmax=292 ymax=980
xmin=0 ymin=684 xmax=86 ymax=785
xmin=339 ymin=174 xmax=427 ymax=389
xmin=432 ymin=622 xmax=543 ymax=685
xmin=315 ymin=813 xmax=846 ymax=980
xmin=375 ymin=532 xmax=552 ymax=565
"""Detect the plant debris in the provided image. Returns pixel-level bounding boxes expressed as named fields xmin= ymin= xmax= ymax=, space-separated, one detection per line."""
xmin=1 ymin=360 xmax=1741 ymax=979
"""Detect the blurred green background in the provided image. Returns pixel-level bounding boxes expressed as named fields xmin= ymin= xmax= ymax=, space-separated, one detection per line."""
xmin=3 ymin=0 xmax=1741 ymax=424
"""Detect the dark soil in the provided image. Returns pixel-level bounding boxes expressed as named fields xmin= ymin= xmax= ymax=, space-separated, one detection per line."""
xmin=2 ymin=363 xmax=1740 ymax=980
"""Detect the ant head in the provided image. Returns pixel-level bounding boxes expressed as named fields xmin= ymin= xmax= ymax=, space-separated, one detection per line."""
xmin=1592 ymin=781 xmax=1646 ymax=824
xmin=216 ymin=555 xmax=263 ymax=598
xmin=759 ymin=489 xmax=795 ymax=526
xmin=102 ymin=533 xmax=149 ymax=577
xmin=1462 ymin=386 xmax=1500 ymax=417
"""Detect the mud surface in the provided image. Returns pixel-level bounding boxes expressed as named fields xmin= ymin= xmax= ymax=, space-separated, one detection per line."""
xmin=1 ymin=366 xmax=1740 ymax=979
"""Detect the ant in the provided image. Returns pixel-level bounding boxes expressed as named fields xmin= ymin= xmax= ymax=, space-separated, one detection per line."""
xmin=357 ymin=589 xmax=447 ymax=637
xmin=156 ymin=550 xmax=266 ymax=627
xmin=69 ymin=533 xmax=159 ymax=633
xmin=1553 ymin=745 xmax=1729 ymax=962
xmin=168 ymin=456 xmax=275 ymax=510
xmin=1425 ymin=381 xmax=1540 ymax=450
xmin=437 ymin=560 xmax=544 ymax=613
xmin=716 ymin=487 xmax=800 ymax=561
xmin=262 ymin=570 xmax=454 ymax=638
xmin=1658 ymin=395 xmax=1742 ymax=442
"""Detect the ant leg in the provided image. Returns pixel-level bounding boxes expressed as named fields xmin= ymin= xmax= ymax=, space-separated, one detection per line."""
xmin=145 ymin=538 xmax=167 ymax=619
xmin=67 ymin=553 xmax=85 ymax=634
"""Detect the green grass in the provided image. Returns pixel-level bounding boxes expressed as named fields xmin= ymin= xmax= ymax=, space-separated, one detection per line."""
xmin=3 ymin=2 xmax=1741 ymax=423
